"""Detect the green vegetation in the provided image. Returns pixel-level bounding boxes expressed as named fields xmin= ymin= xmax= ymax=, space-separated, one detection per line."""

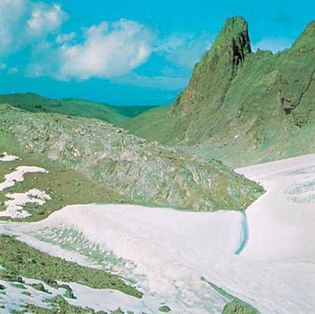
xmin=222 ymin=300 xmax=259 ymax=314
xmin=125 ymin=17 xmax=315 ymax=167
xmin=21 ymin=291 xmax=31 ymax=296
xmin=0 ymin=235 xmax=142 ymax=298
xmin=14 ymin=295 xmax=108 ymax=313
xmin=159 ymin=305 xmax=171 ymax=312
xmin=110 ymin=104 xmax=158 ymax=119
xmin=201 ymin=277 xmax=259 ymax=314
xmin=0 ymin=93 xmax=156 ymax=127
xmin=0 ymin=104 xmax=263 ymax=212
xmin=30 ymin=282 xmax=50 ymax=294
xmin=12 ymin=283 xmax=27 ymax=289
xmin=45 ymin=281 xmax=76 ymax=299
xmin=12 ymin=295 xmax=136 ymax=313
xmin=123 ymin=106 xmax=181 ymax=144
xmin=111 ymin=308 xmax=124 ymax=314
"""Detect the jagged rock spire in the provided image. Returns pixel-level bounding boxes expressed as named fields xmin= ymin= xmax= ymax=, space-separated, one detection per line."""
xmin=174 ymin=16 xmax=252 ymax=112
xmin=213 ymin=16 xmax=252 ymax=65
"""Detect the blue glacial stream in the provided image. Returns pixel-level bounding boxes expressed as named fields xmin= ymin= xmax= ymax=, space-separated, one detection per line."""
xmin=234 ymin=213 xmax=249 ymax=255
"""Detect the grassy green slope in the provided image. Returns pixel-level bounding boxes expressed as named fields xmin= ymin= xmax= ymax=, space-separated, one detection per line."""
xmin=0 ymin=93 xmax=156 ymax=126
xmin=122 ymin=106 xmax=182 ymax=143
xmin=125 ymin=18 xmax=315 ymax=167
xmin=111 ymin=104 xmax=158 ymax=118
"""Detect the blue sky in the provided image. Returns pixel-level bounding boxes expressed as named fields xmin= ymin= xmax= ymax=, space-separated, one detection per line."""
xmin=0 ymin=0 xmax=314 ymax=105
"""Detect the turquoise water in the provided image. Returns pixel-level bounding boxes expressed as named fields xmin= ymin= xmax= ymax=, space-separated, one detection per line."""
xmin=234 ymin=214 xmax=249 ymax=255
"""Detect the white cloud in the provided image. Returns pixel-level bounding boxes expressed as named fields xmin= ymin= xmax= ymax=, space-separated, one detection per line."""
xmin=253 ymin=37 xmax=292 ymax=54
xmin=0 ymin=0 xmax=67 ymax=56
xmin=0 ymin=0 xmax=26 ymax=55
xmin=55 ymin=32 xmax=76 ymax=44
xmin=27 ymin=3 xmax=66 ymax=37
xmin=0 ymin=2 xmax=211 ymax=91
xmin=113 ymin=33 xmax=213 ymax=90
xmin=28 ymin=23 xmax=214 ymax=89
xmin=156 ymin=33 xmax=213 ymax=69
xmin=29 ymin=19 xmax=154 ymax=80
xmin=0 ymin=2 xmax=294 ymax=94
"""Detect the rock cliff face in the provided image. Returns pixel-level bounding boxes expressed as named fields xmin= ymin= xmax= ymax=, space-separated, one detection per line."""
xmin=0 ymin=104 xmax=262 ymax=212
xmin=125 ymin=17 xmax=315 ymax=166
xmin=173 ymin=16 xmax=251 ymax=113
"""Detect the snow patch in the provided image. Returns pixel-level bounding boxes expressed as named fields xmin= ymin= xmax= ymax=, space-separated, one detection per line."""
xmin=66 ymin=282 xmax=160 ymax=313
xmin=0 ymin=152 xmax=19 ymax=162
xmin=0 ymin=166 xmax=48 ymax=192
xmin=0 ymin=276 xmax=161 ymax=314
xmin=0 ymin=279 xmax=52 ymax=313
xmin=0 ymin=189 xmax=51 ymax=219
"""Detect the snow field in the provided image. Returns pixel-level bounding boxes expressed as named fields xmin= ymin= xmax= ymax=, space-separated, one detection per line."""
xmin=1 ymin=154 xmax=315 ymax=313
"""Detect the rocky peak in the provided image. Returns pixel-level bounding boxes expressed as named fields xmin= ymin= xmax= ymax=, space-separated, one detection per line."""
xmin=214 ymin=16 xmax=252 ymax=65
xmin=173 ymin=16 xmax=252 ymax=112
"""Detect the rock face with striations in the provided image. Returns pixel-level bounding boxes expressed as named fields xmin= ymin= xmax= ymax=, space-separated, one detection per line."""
xmin=173 ymin=16 xmax=251 ymax=113
xmin=0 ymin=104 xmax=262 ymax=212
xmin=125 ymin=17 xmax=315 ymax=167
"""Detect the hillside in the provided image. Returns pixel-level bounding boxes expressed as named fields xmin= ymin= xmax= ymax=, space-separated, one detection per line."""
xmin=0 ymin=104 xmax=262 ymax=213
xmin=124 ymin=17 xmax=315 ymax=167
xmin=0 ymin=93 xmax=156 ymax=126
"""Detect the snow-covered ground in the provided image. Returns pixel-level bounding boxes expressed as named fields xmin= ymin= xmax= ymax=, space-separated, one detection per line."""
xmin=0 ymin=189 xmax=51 ymax=219
xmin=1 ymin=154 xmax=315 ymax=313
xmin=0 ymin=152 xmax=19 ymax=162
xmin=4 ymin=207 xmax=237 ymax=313
xmin=236 ymin=154 xmax=315 ymax=261
xmin=0 ymin=164 xmax=49 ymax=219
xmin=0 ymin=166 xmax=47 ymax=192
xmin=0 ymin=276 xmax=163 ymax=313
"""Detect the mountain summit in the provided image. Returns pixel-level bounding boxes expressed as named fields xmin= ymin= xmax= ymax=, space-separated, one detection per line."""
xmin=125 ymin=17 xmax=315 ymax=167
xmin=174 ymin=16 xmax=251 ymax=113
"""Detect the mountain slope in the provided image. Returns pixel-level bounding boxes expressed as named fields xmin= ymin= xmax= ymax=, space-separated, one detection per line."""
xmin=125 ymin=17 xmax=315 ymax=167
xmin=0 ymin=93 xmax=156 ymax=126
xmin=0 ymin=104 xmax=262 ymax=212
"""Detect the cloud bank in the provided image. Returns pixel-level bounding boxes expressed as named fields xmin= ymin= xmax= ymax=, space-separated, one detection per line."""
xmin=156 ymin=33 xmax=213 ymax=69
xmin=0 ymin=1 xmax=213 ymax=90
xmin=29 ymin=19 xmax=154 ymax=80
xmin=0 ymin=0 xmax=66 ymax=55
